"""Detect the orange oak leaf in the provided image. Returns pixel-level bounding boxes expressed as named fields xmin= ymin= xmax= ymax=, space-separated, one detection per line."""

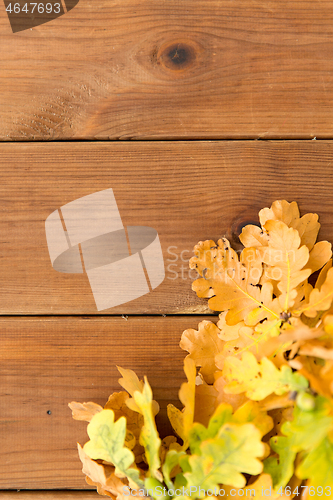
xmin=68 ymin=401 xmax=103 ymax=422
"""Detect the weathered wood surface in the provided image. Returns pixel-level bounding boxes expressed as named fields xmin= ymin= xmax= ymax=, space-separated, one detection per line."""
xmin=2 ymin=1 xmax=333 ymax=140
xmin=0 ymin=493 xmax=100 ymax=499
xmin=0 ymin=315 xmax=207 ymax=489
xmin=1 ymin=141 xmax=333 ymax=315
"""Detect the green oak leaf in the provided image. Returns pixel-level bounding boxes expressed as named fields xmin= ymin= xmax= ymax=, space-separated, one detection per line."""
xmin=185 ymin=423 xmax=264 ymax=494
xmin=223 ymin=352 xmax=308 ymax=400
xmin=83 ymin=409 xmax=143 ymax=487
xmin=133 ymin=376 xmax=162 ymax=481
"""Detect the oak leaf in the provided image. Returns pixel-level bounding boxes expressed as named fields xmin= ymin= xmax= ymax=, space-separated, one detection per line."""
xmin=184 ymin=422 xmax=264 ymax=491
xmin=258 ymin=200 xmax=320 ymax=251
xmin=296 ymin=436 xmax=333 ymax=493
xmin=132 ymin=377 xmax=162 ymax=481
xmin=104 ymin=392 xmax=144 ymax=441
xmin=259 ymin=220 xmax=311 ymax=310
xmin=305 ymin=241 xmax=332 ymax=274
xmin=296 ymin=267 xmax=333 ymax=317
xmin=232 ymin=400 xmax=273 ymax=438
xmin=263 ymin=436 xmax=296 ymax=490
xmin=83 ymin=409 xmax=143 ymax=487
xmin=158 ymin=435 xmax=179 ymax=465
xmin=78 ymin=444 xmax=132 ymax=499
xmin=69 ymin=401 xmax=103 ymax=422
xmin=180 ymin=321 xmax=224 ymax=384
xmin=259 ymin=200 xmax=301 ymax=228
xmin=268 ymin=395 xmax=333 ymax=493
xmin=193 ymin=375 xmax=218 ymax=426
xmin=222 ymin=352 xmax=308 ymax=400
xmin=167 ymin=357 xmax=196 ymax=448
xmin=239 ymin=225 xmax=269 ymax=248
xmin=191 ymin=238 xmax=281 ymax=326
xmin=162 ymin=449 xmax=186 ymax=491
xmin=117 ymin=366 xmax=159 ymax=417
xmin=216 ymin=311 xmax=253 ymax=341
xmin=315 ymin=258 xmax=332 ymax=289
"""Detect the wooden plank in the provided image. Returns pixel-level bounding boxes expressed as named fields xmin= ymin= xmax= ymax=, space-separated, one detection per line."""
xmin=0 ymin=315 xmax=207 ymax=489
xmin=0 ymin=493 xmax=100 ymax=499
xmin=1 ymin=1 xmax=333 ymax=139
xmin=1 ymin=141 xmax=333 ymax=314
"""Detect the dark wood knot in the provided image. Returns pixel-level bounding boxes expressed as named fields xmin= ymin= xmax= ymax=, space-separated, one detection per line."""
xmin=225 ymin=217 xmax=261 ymax=251
xmin=158 ymin=42 xmax=196 ymax=71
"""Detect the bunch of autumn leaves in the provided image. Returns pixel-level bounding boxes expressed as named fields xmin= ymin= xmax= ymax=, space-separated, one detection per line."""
xmin=70 ymin=200 xmax=333 ymax=500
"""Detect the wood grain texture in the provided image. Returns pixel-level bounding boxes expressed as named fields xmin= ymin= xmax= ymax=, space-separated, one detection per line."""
xmin=1 ymin=141 xmax=333 ymax=314
xmin=1 ymin=1 xmax=333 ymax=139
xmin=0 ymin=493 xmax=100 ymax=499
xmin=0 ymin=315 xmax=208 ymax=489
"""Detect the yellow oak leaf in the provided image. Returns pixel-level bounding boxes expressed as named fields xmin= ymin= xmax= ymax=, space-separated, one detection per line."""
xmin=306 ymin=241 xmax=332 ymax=274
xmin=232 ymin=400 xmax=274 ymax=438
xmin=215 ymin=320 xmax=282 ymax=368
xmin=189 ymin=239 xmax=222 ymax=298
xmin=239 ymin=224 xmax=269 ymax=248
xmin=217 ymin=311 xmax=253 ymax=341
xmin=180 ymin=320 xmax=225 ymax=384
xmin=288 ymin=280 xmax=313 ymax=314
xmin=259 ymin=200 xmax=320 ymax=251
xmin=259 ymin=220 xmax=311 ymax=310
xmin=104 ymin=392 xmax=144 ymax=439
xmin=194 ymin=374 xmax=218 ymax=426
xmin=321 ymin=360 xmax=333 ymax=396
xmin=298 ymin=339 xmax=333 ymax=360
xmin=215 ymin=331 xmax=259 ymax=369
xmin=259 ymin=200 xmax=301 ymax=228
xmin=262 ymin=320 xmax=324 ymax=363
xmin=292 ymin=213 xmax=321 ymax=251
xmin=245 ymin=284 xmax=280 ymax=326
xmin=167 ymin=357 xmax=196 ymax=448
xmin=191 ymin=238 xmax=279 ymax=326
xmin=117 ymin=366 xmax=159 ymax=417
xmin=213 ymin=371 xmax=248 ymax=411
xmin=324 ymin=313 xmax=333 ymax=330
xmin=258 ymin=393 xmax=295 ymax=411
xmin=315 ymin=259 xmax=332 ymax=289
xmin=296 ymin=267 xmax=333 ymax=318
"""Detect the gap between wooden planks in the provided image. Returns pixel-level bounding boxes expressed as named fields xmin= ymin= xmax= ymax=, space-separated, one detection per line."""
xmin=1 ymin=0 xmax=333 ymax=139
xmin=0 ymin=141 xmax=333 ymax=314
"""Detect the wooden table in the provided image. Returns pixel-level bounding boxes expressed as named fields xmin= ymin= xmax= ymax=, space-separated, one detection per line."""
xmin=1 ymin=0 xmax=333 ymax=497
